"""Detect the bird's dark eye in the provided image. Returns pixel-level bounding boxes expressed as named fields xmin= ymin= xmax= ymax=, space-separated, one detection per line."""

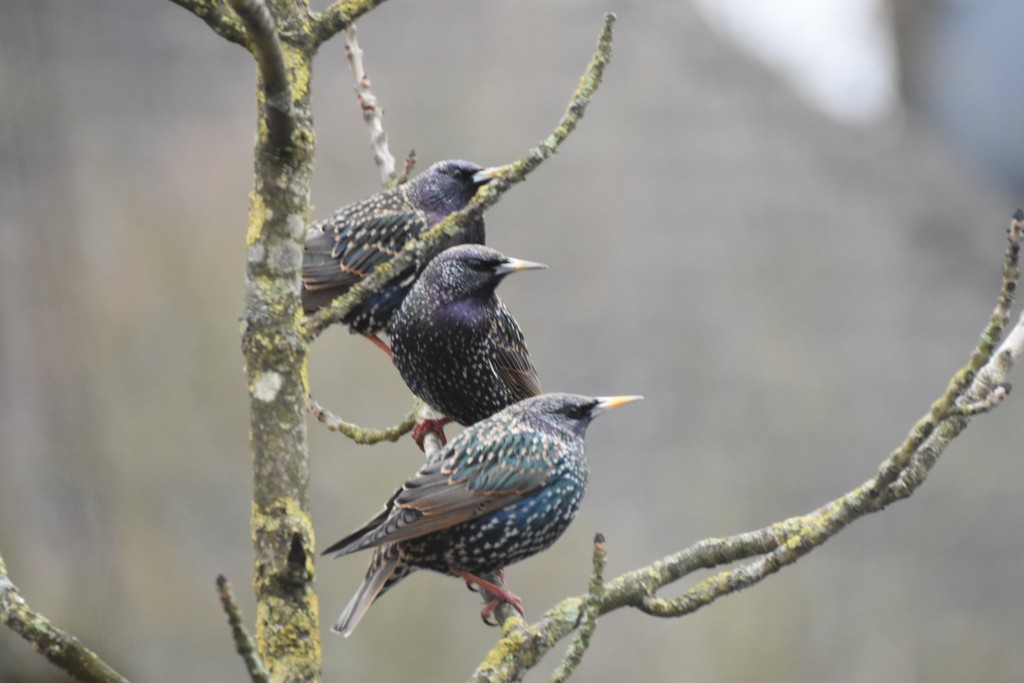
xmin=562 ymin=404 xmax=587 ymax=419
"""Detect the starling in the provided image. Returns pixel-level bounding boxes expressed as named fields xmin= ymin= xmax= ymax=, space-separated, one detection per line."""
xmin=388 ymin=244 xmax=545 ymax=445
xmin=323 ymin=392 xmax=643 ymax=637
xmin=302 ymin=160 xmax=502 ymax=338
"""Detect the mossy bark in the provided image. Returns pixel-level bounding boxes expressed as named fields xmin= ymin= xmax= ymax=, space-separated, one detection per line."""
xmin=236 ymin=1 xmax=319 ymax=681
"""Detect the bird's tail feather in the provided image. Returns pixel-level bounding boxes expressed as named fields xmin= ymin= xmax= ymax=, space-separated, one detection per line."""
xmin=332 ymin=546 xmax=409 ymax=637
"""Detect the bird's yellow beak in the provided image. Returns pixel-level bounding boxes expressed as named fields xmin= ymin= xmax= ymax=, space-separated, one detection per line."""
xmin=594 ymin=395 xmax=644 ymax=412
xmin=493 ymin=257 xmax=548 ymax=275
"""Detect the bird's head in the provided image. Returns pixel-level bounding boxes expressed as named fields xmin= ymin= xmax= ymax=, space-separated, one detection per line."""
xmin=421 ymin=244 xmax=546 ymax=303
xmin=412 ymin=160 xmax=505 ymax=217
xmin=520 ymin=393 xmax=644 ymax=439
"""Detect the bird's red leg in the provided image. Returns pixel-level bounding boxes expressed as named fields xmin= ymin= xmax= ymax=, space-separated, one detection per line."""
xmin=362 ymin=333 xmax=393 ymax=358
xmin=453 ymin=569 xmax=525 ymax=625
xmin=411 ymin=417 xmax=451 ymax=451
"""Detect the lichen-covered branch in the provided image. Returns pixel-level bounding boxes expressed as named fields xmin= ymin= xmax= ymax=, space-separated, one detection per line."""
xmin=468 ymin=212 xmax=1024 ymax=682
xmin=169 ymin=0 xmax=248 ymax=46
xmin=227 ymin=0 xmax=294 ymax=156
xmin=308 ymin=395 xmax=416 ymax=444
xmin=311 ymin=0 xmax=390 ymax=51
xmin=0 ymin=549 xmax=130 ymax=683
xmin=217 ymin=575 xmax=270 ymax=683
xmin=302 ymin=12 xmax=617 ymax=341
xmin=344 ymin=24 xmax=398 ymax=186
xmin=233 ymin=1 xmax=320 ymax=681
xmin=548 ymin=534 xmax=606 ymax=683
xmin=961 ymin=209 xmax=1023 ymax=392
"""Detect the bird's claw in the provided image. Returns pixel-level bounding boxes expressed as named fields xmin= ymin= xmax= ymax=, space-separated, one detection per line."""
xmin=455 ymin=569 xmax=525 ymax=626
xmin=480 ymin=599 xmax=501 ymax=626
xmin=412 ymin=417 xmax=451 ymax=451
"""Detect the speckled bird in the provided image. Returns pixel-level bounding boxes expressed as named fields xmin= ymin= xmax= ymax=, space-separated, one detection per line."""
xmin=388 ymin=244 xmax=545 ymax=445
xmin=301 ymin=160 xmax=502 ymax=340
xmin=323 ymin=392 xmax=643 ymax=637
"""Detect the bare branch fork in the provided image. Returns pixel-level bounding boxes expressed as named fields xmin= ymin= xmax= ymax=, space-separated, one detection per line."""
xmin=467 ymin=212 xmax=1024 ymax=683
xmin=313 ymin=0 xmax=391 ymax=50
xmin=168 ymin=0 xmax=247 ymax=46
xmin=227 ymin=0 xmax=294 ymax=155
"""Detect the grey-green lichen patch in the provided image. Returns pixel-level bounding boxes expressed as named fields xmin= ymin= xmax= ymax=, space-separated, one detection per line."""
xmin=248 ymin=242 xmax=267 ymax=265
xmin=266 ymin=241 xmax=302 ymax=276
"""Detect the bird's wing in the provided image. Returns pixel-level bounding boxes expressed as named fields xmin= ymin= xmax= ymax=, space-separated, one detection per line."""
xmin=322 ymin=504 xmax=393 ymax=556
xmin=325 ymin=430 xmax=563 ymax=555
xmin=488 ymin=301 xmax=542 ymax=399
xmin=302 ymin=192 xmax=425 ymax=294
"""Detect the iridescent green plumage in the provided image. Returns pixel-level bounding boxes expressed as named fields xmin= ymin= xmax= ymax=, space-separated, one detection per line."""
xmin=324 ymin=393 xmax=642 ymax=636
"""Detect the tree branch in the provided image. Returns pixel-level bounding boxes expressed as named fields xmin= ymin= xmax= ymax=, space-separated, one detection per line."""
xmin=0 ymin=549 xmax=130 ymax=683
xmin=312 ymin=0 xmax=391 ymax=52
xmin=227 ymin=0 xmax=294 ymax=156
xmin=216 ymin=575 xmax=270 ymax=683
xmin=233 ymin=1 xmax=320 ymax=681
xmin=343 ymin=24 xmax=398 ymax=187
xmin=468 ymin=212 xmax=1024 ymax=682
xmin=308 ymin=395 xmax=415 ymax=444
xmin=303 ymin=12 xmax=617 ymax=342
xmin=548 ymin=534 xmax=606 ymax=683
xmin=168 ymin=0 xmax=248 ymax=47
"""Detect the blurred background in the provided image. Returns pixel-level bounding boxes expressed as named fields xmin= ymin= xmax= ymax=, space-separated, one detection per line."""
xmin=2 ymin=0 xmax=1023 ymax=681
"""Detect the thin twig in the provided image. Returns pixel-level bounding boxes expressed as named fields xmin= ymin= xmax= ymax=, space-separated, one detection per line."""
xmin=872 ymin=209 xmax=1022 ymax=492
xmin=955 ymin=383 xmax=1011 ymax=415
xmin=216 ymin=575 xmax=270 ymax=683
xmin=227 ymin=0 xmax=294 ymax=156
xmin=168 ymin=0 xmax=248 ymax=46
xmin=0 ymin=550 xmax=130 ymax=683
xmin=467 ymin=214 xmax=1024 ymax=682
xmin=549 ymin=534 xmax=607 ymax=683
xmin=344 ymin=24 xmax=398 ymax=187
xmin=971 ymin=209 xmax=1022 ymax=367
xmin=959 ymin=211 xmax=1024 ymax=398
xmin=313 ymin=0 xmax=391 ymax=51
xmin=308 ymin=395 xmax=416 ymax=444
xmin=304 ymin=12 xmax=617 ymax=341
xmin=397 ymin=149 xmax=417 ymax=185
